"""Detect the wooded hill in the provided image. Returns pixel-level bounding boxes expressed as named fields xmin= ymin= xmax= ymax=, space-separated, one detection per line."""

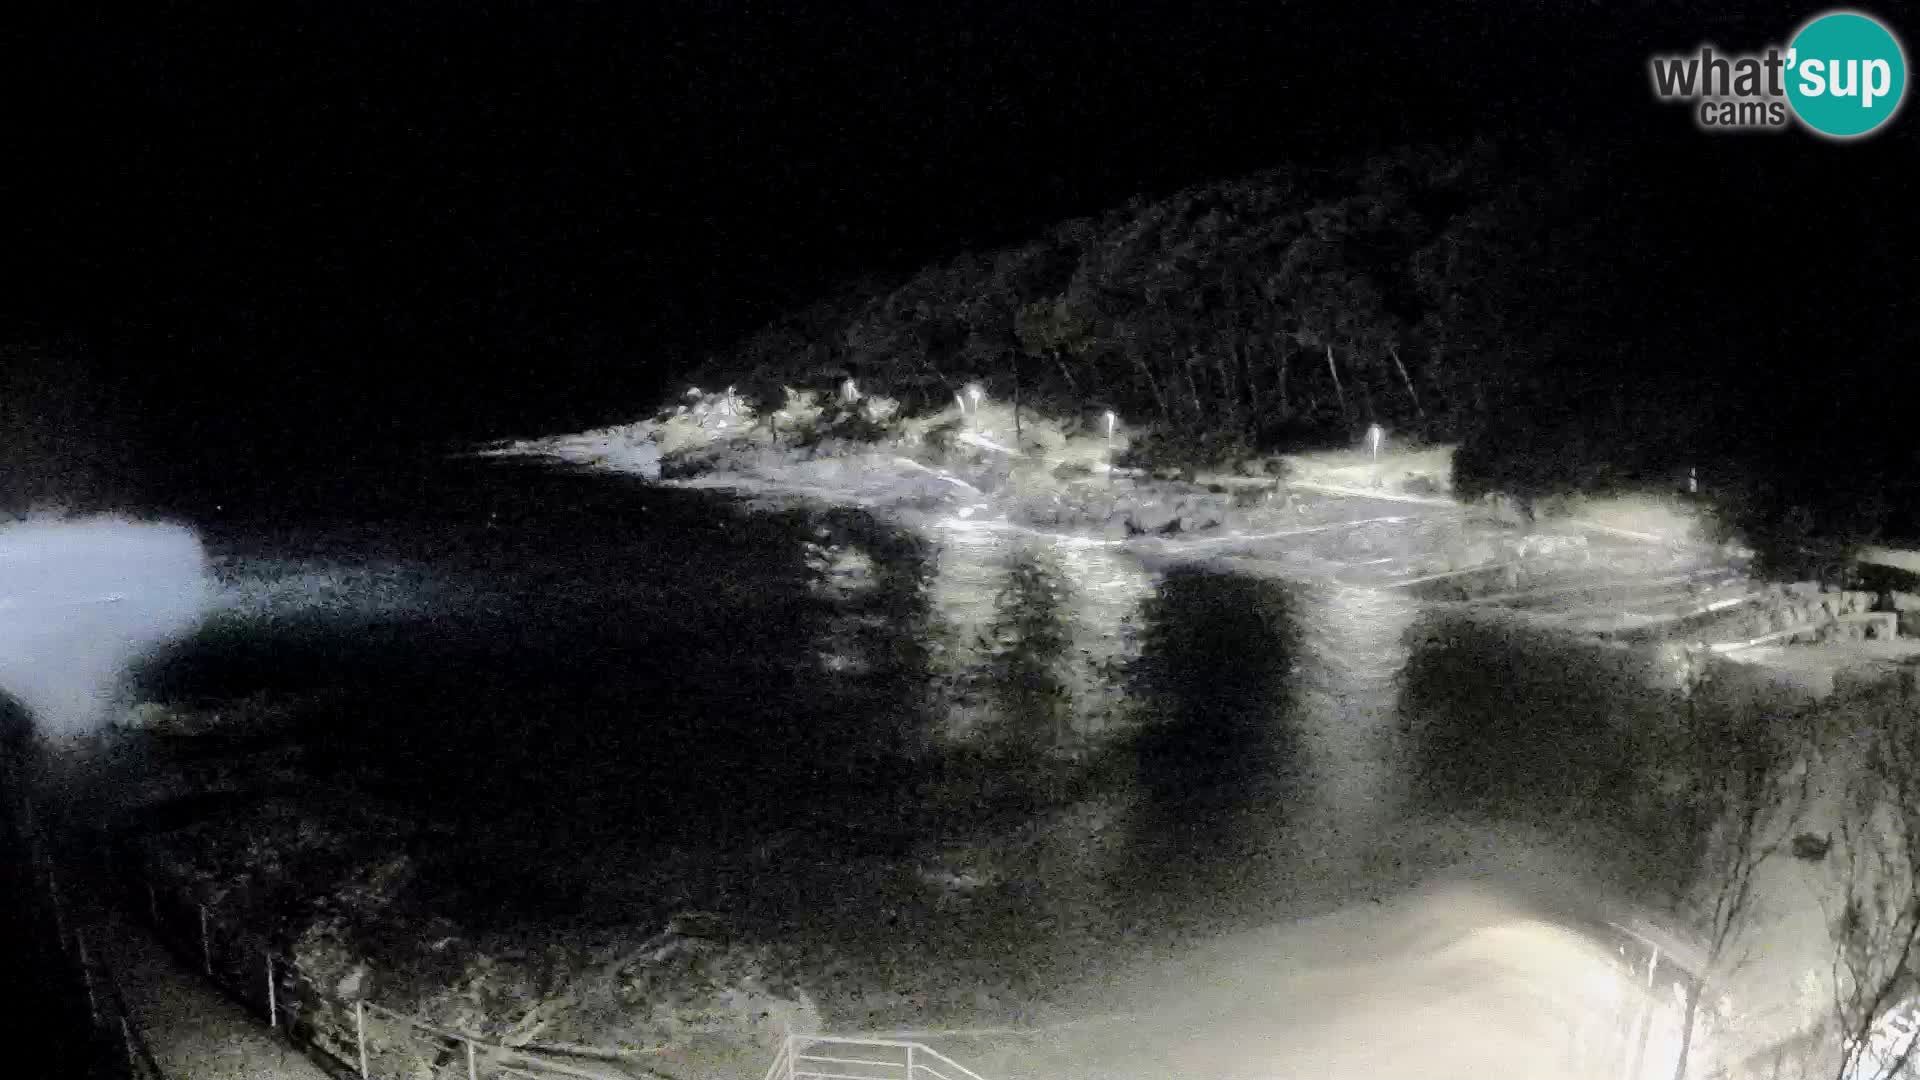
xmin=696 ymin=141 xmax=1661 ymax=475
xmin=684 ymin=138 xmax=1918 ymax=558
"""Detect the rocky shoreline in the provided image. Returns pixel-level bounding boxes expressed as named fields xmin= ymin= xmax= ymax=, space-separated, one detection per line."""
xmin=488 ymin=388 xmax=1455 ymax=546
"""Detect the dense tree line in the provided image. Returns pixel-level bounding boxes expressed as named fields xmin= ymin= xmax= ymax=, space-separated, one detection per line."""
xmin=701 ymin=140 xmax=1698 ymax=473
xmin=704 ymin=141 xmax=1559 ymax=447
xmin=689 ymin=139 xmax=1918 ymax=552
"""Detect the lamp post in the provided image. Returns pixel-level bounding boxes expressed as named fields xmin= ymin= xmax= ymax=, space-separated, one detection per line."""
xmin=1104 ymin=410 xmax=1117 ymax=482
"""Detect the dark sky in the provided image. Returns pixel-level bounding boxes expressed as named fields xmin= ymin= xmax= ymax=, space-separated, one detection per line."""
xmin=5 ymin=1 xmax=1916 ymax=504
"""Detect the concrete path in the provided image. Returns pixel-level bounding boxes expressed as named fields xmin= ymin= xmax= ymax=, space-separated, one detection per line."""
xmin=93 ymin=909 xmax=332 ymax=1080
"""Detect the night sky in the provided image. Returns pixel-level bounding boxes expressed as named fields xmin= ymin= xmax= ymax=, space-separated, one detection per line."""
xmin=5 ymin=2 xmax=1916 ymax=507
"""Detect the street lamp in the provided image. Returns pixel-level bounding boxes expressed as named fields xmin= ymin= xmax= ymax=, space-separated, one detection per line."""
xmin=1104 ymin=410 xmax=1117 ymax=481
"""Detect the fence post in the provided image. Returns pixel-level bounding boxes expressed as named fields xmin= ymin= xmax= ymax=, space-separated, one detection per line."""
xmin=49 ymin=872 xmax=67 ymax=945
xmin=466 ymin=1037 xmax=478 ymax=1080
xmin=355 ymin=999 xmax=369 ymax=1078
xmin=266 ymin=952 xmax=278 ymax=1028
xmin=77 ymin=931 xmax=98 ymax=1025
xmin=200 ymin=903 xmax=212 ymax=975
xmin=907 ymin=1042 xmax=916 ymax=1079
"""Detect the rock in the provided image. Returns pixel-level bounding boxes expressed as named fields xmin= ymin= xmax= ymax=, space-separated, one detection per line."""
xmin=623 ymin=438 xmax=663 ymax=479
xmin=1079 ymin=494 xmax=1118 ymax=523
xmin=336 ymin=964 xmax=369 ymax=1000
xmin=1476 ymin=492 xmax=1530 ymax=529
xmin=1401 ymin=473 xmax=1441 ymax=496
xmin=665 ymin=910 xmax=730 ymax=942
xmin=970 ymin=467 xmax=1009 ymax=496
xmin=1791 ymin=833 xmax=1831 ymax=861
xmin=1129 ymin=502 xmax=1178 ymax=534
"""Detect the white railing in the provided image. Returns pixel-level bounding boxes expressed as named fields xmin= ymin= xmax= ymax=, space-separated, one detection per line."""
xmin=765 ymin=1035 xmax=991 ymax=1080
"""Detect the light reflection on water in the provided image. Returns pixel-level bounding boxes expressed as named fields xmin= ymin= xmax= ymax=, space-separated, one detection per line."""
xmin=924 ymin=512 xmax=1419 ymax=828
xmin=1288 ymin=581 xmax=1419 ymax=834
xmin=924 ymin=513 xmax=1155 ymax=742
xmin=908 ymin=508 xmax=1714 ymax=897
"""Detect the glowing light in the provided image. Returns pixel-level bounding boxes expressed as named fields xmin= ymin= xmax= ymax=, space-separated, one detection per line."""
xmin=1104 ymin=410 xmax=1119 ymax=480
xmin=1366 ymin=423 xmax=1385 ymax=460
xmin=0 ymin=518 xmax=213 ymax=736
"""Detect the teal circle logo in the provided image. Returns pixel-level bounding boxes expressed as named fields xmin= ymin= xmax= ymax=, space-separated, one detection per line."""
xmin=1786 ymin=11 xmax=1907 ymax=138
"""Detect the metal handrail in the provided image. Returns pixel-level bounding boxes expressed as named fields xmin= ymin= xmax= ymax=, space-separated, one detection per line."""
xmin=7 ymin=772 xmax=169 ymax=1078
xmin=762 ymin=1034 xmax=795 ymax=1080
xmin=362 ymin=1001 xmax=634 ymax=1080
xmin=92 ymin=936 xmax=170 ymax=1079
xmin=773 ymin=1035 xmax=992 ymax=1080
xmin=126 ymin=854 xmax=637 ymax=1080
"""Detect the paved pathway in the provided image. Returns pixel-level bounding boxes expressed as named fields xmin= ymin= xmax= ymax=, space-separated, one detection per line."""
xmin=93 ymin=909 xmax=333 ymax=1080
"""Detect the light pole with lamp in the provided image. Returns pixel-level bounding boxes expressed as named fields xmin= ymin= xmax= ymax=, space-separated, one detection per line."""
xmin=1104 ymin=410 xmax=1117 ymax=483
